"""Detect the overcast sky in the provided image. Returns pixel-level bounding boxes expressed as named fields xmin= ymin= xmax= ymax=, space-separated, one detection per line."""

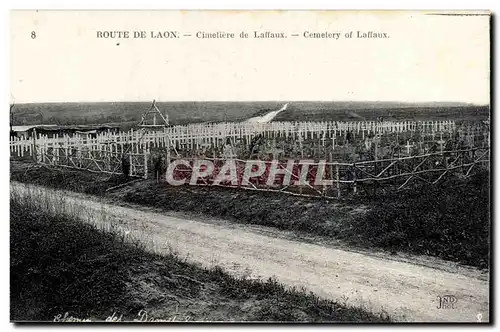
xmin=10 ymin=11 xmax=490 ymax=104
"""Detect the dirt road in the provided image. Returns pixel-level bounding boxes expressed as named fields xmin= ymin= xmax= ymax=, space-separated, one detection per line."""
xmin=11 ymin=182 xmax=489 ymax=322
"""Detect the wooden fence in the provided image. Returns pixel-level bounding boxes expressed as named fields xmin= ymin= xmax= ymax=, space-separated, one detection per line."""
xmin=12 ymin=140 xmax=489 ymax=198
xmin=164 ymin=147 xmax=489 ymax=198
xmin=33 ymin=146 xmax=148 ymax=178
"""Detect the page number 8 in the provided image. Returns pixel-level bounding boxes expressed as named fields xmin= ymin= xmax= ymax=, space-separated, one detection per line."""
xmin=31 ymin=31 xmax=36 ymax=39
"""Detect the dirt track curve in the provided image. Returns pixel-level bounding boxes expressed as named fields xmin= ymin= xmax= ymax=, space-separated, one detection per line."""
xmin=11 ymin=182 xmax=489 ymax=322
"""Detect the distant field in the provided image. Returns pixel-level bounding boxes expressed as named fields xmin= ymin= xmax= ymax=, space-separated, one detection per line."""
xmin=11 ymin=102 xmax=283 ymax=127
xmin=274 ymin=102 xmax=490 ymax=123
xmin=11 ymin=101 xmax=489 ymax=127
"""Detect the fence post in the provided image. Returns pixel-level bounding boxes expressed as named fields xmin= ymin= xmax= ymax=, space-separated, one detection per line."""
xmin=31 ymin=130 xmax=36 ymax=161
xmin=129 ymin=154 xmax=133 ymax=177
xmin=352 ymin=165 xmax=357 ymax=194
xmin=166 ymin=143 xmax=171 ymax=167
xmin=143 ymin=149 xmax=148 ymax=179
xmin=336 ymin=164 xmax=341 ymax=198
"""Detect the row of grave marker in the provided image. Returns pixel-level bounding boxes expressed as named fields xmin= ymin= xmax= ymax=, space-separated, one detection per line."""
xmin=10 ymin=120 xmax=488 ymax=160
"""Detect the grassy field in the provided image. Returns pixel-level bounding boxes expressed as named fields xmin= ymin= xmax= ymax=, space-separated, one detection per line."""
xmin=274 ymin=102 xmax=490 ymax=123
xmin=11 ymin=101 xmax=489 ymax=127
xmin=11 ymin=102 xmax=283 ymax=127
xmin=11 ymin=161 xmax=490 ymax=269
xmin=10 ymin=186 xmax=389 ymax=322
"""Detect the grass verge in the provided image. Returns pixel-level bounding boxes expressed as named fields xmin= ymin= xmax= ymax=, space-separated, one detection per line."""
xmin=342 ymin=171 xmax=490 ymax=269
xmin=10 ymin=186 xmax=389 ymax=322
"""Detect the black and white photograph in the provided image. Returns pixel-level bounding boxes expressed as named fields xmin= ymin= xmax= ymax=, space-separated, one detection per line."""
xmin=8 ymin=9 xmax=491 ymax=323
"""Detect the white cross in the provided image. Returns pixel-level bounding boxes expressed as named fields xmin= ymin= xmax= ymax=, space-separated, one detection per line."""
xmin=320 ymin=133 xmax=326 ymax=146
xmin=223 ymin=145 xmax=237 ymax=159
xmin=436 ymin=133 xmax=446 ymax=152
xmin=405 ymin=140 xmax=414 ymax=154
xmin=266 ymin=147 xmax=284 ymax=160
xmin=436 ymin=140 xmax=446 ymax=152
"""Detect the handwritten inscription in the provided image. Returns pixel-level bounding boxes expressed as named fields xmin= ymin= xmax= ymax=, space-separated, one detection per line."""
xmin=53 ymin=312 xmax=91 ymax=322
xmin=53 ymin=310 xmax=194 ymax=322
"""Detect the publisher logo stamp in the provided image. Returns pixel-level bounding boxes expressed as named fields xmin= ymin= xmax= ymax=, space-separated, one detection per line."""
xmin=436 ymin=295 xmax=457 ymax=309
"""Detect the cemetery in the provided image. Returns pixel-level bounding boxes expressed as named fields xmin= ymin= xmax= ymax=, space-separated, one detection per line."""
xmin=9 ymin=105 xmax=489 ymax=199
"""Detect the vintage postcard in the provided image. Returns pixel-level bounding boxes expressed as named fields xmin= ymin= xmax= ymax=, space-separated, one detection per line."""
xmin=9 ymin=10 xmax=490 ymax=323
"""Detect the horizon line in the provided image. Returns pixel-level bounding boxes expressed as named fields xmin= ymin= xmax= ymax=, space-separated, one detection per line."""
xmin=9 ymin=100 xmax=489 ymax=106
